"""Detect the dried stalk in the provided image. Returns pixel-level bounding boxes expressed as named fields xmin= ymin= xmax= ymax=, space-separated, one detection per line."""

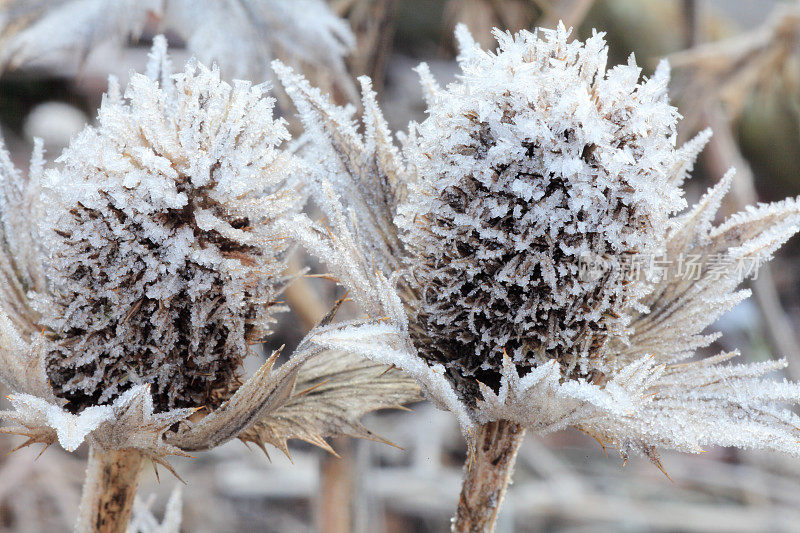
xmin=337 ymin=0 xmax=396 ymax=92
xmin=75 ymin=447 xmax=145 ymax=533
xmin=317 ymin=436 xmax=355 ymax=533
xmin=285 ymin=271 xmax=357 ymax=533
xmin=453 ymin=420 xmax=526 ymax=533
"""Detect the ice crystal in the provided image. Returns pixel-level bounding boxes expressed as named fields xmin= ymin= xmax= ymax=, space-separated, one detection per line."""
xmin=280 ymin=23 xmax=800 ymax=463
xmin=32 ymin=39 xmax=300 ymax=413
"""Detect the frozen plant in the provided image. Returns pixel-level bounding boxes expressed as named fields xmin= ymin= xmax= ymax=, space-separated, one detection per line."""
xmin=0 ymin=0 xmax=356 ymax=101
xmin=127 ymin=487 xmax=182 ymax=533
xmin=278 ymin=23 xmax=800 ymax=532
xmin=0 ymin=38 xmax=417 ymax=533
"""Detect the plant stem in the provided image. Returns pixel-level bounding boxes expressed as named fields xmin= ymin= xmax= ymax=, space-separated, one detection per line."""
xmin=452 ymin=420 xmax=525 ymax=533
xmin=317 ymin=436 xmax=355 ymax=533
xmin=75 ymin=447 xmax=145 ymax=533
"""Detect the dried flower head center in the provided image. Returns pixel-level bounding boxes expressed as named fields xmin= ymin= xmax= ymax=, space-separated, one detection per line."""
xmin=37 ymin=60 xmax=296 ymax=413
xmin=398 ymin=26 xmax=685 ymax=402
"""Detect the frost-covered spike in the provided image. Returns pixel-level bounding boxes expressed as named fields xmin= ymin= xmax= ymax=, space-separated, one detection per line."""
xmin=272 ymin=60 xmax=361 ymax=144
xmin=281 ymin=194 xmax=405 ymax=325
xmin=670 ymin=169 xmax=733 ymax=246
xmin=275 ymin=61 xmax=406 ymax=274
xmin=311 ymin=321 xmax=474 ymax=433
xmin=28 ymin=138 xmax=45 ymax=183
xmin=413 ymin=62 xmax=441 ymax=108
xmin=710 ymin=196 xmax=800 ymax=247
xmin=651 ymin=59 xmax=671 ymax=90
xmin=588 ymin=353 xmax=800 ymax=459
xmin=454 ymin=23 xmax=481 ymax=65
xmin=0 ymin=311 xmax=53 ymax=399
xmin=358 ymin=75 xmax=406 ymax=209
xmin=144 ymin=34 xmax=174 ymax=92
xmin=0 ymin=310 xmax=32 ymax=392
xmin=167 ymin=347 xmax=301 ymax=452
xmin=725 ymin=220 xmax=800 ymax=284
xmin=90 ymin=385 xmax=196 ymax=458
xmin=642 ymin=169 xmax=736 ymax=315
xmin=474 ymin=354 xmax=662 ymax=434
xmin=670 ymin=128 xmax=713 ymax=186
xmin=0 ymin=137 xmax=46 ymax=337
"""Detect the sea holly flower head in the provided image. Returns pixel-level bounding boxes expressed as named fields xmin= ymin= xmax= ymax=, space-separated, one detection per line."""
xmin=280 ymin=23 xmax=800 ymax=465
xmin=0 ymin=38 xmax=418 ymax=465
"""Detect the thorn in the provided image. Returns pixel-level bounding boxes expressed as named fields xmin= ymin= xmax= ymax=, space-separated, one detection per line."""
xmin=653 ymin=459 xmax=673 ymax=482
xmin=586 ymin=433 xmax=608 ymax=458
xmin=318 ymin=292 xmax=348 ymax=327
xmin=8 ymin=437 xmax=36 ymax=455
xmin=265 ymin=347 xmax=282 ymax=370
xmin=296 ymin=379 xmax=330 ymax=397
xmin=255 ymin=441 xmax=271 ymax=462
xmin=153 ymin=457 xmax=186 ymax=484
xmin=304 ymin=435 xmax=339 ymax=457
xmin=34 ymin=443 xmax=49 ymax=461
xmin=378 ymin=364 xmax=399 ymax=377
xmin=370 ymin=435 xmax=404 ymax=451
xmin=283 ymin=445 xmax=294 ymax=464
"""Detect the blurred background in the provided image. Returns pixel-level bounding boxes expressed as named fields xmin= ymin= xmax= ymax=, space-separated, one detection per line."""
xmin=2 ymin=0 xmax=800 ymax=531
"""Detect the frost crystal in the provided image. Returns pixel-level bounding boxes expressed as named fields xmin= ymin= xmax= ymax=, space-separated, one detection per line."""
xmin=280 ymin=23 xmax=800 ymax=463
xmin=35 ymin=40 xmax=300 ymax=412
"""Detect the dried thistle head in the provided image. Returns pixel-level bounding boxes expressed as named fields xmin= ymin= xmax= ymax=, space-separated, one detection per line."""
xmin=34 ymin=36 xmax=298 ymax=413
xmin=280 ymin=24 xmax=800 ymax=463
xmin=398 ymin=24 xmax=686 ymax=403
xmin=0 ymin=39 xmax=419 ymax=463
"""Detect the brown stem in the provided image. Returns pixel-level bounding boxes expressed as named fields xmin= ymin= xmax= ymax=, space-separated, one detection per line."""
xmin=453 ymin=420 xmax=526 ymax=533
xmin=75 ymin=447 xmax=145 ymax=533
xmin=317 ymin=436 xmax=355 ymax=533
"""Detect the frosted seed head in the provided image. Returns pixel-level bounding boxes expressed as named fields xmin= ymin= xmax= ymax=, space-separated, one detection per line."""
xmin=36 ymin=42 xmax=301 ymax=413
xmin=398 ymin=25 xmax=686 ymax=403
